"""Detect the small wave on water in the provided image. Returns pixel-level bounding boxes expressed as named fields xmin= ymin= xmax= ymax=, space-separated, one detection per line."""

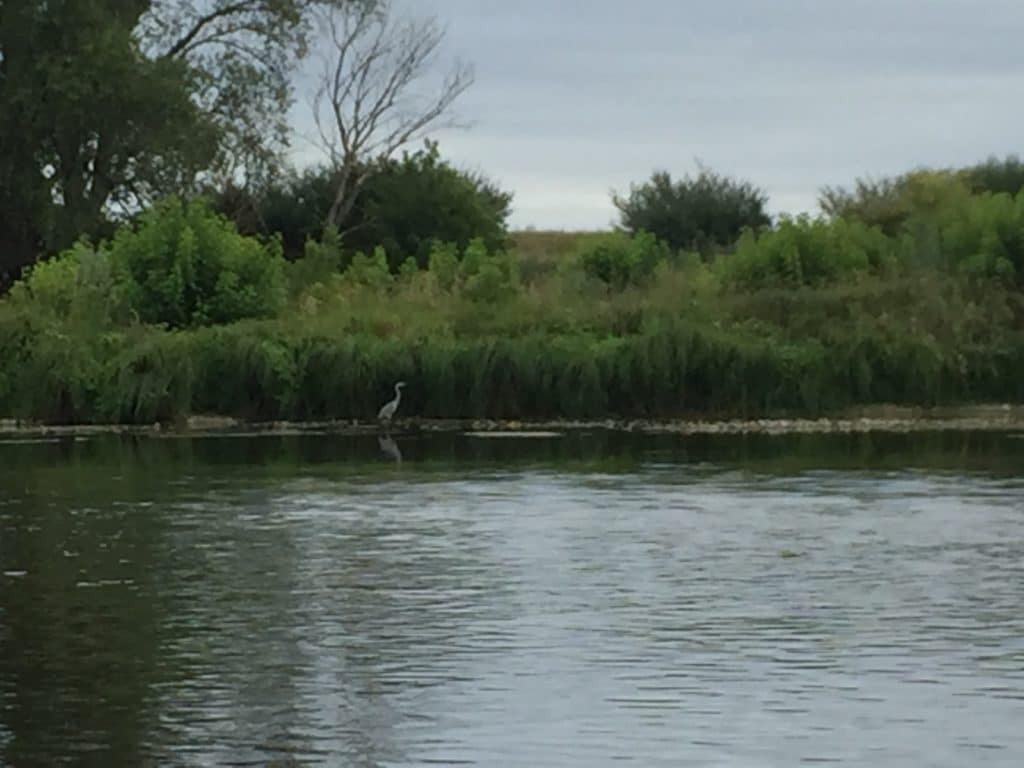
xmin=1 ymin=433 xmax=1023 ymax=766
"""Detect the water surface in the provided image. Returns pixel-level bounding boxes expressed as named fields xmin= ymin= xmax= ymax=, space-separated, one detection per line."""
xmin=1 ymin=431 xmax=1023 ymax=766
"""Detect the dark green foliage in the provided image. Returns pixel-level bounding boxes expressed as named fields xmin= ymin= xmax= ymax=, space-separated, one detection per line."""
xmin=214 ymin=143 xmax=512 ymax=266
xmin=0 ymin=312 xmax=195 ymax=425
xmin=100 ymin=332 xmax=193 ymax=424
xmin=962 ymin=155 xmax=1024 ymax=197
xmin=344 ymin=143 xmax=512 ymax=271
xmin=110 ymin=197 xmax=287 ymax=327
xmin=10 ymin=329 xmax=105 ymax=424
xmin=613 ymin=168 xmax=770 ymax=253
xmin=3 ymin=308 xmax=1023 ymax=425
xmin=190 ymin=326 xmax=298 ymax=421
xmin=288 ymin=227 xmax=345 ymax=296
xmin=0 ymin=0 xmax=332 ymax=280
xmin=576 ymin=231 xmax=673 ymax=289
xmin=0 ymin=1 xmax=215 ymax=279
xmin=5 ymin=160 xmax=1024 ymax=427
xmin=224 ymin=168 xmax=338 ymax=258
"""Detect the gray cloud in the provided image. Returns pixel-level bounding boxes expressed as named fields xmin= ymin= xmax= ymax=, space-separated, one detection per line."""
xmin=290 ymin=0 xmax=1024 ymax=229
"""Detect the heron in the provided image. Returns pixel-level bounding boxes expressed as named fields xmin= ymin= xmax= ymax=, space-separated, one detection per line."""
xmin=377 ymin=381 xmax=406 ymax=426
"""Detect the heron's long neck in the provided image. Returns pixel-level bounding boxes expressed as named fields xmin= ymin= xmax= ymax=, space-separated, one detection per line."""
xmin=394 ymin=385 xmax=402 ymax=403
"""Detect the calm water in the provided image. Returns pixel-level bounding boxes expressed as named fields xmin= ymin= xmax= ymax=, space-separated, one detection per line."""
xmin=1 ymin=430 xmax=1023 ymax=767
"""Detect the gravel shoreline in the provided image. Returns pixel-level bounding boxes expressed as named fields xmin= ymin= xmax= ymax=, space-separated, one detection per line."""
xmin=2 ymin=405 xmax=1023 ymax=438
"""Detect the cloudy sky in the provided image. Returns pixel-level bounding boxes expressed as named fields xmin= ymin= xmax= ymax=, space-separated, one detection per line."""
xmin=290 ymin=0 xmax=1024 ymax=230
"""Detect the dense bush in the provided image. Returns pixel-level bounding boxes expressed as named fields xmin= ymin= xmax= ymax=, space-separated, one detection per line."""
xmin=937 ymin=192 xmax=1024 ymax=284
xmin=962 ymin=155 xmax=1024 ymax=197
xmin=288 ymin=227 xmax=345 ymax=298
xmin=457 ymin=238 xmax=519 ymax=302
xmin=427 ymin=241 xmax=460 ymax=291
xmin=110 ymin=197 xmax=287 ymax=327
xmin=344 ymin=247 xmax=393 ymax=291
xmin=576 ymin=231 xmax=673 ymax=289
xmin=818 ymin=164 xmax=1020 ymax=235
xmin=720 ymin=216 xmax=895 ymax=289
xmin=613 ymin=167 xmax=770 ymax=252
xmin=213 ymin=142 xmax=512 ymax=266
xmin=7 ymin=240 xmax=124 ymax=324
xmin=101 ymin=331 xmax=193 ymax=424
xmin=344 ymin=143 xmax=512 ymax=271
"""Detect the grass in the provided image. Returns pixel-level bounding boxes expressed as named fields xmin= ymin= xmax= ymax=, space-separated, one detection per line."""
xmin=3 ymin=227 xmax=1023 ymax=426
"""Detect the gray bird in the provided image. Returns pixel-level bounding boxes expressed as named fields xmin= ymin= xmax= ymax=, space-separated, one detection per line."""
xmin=377 ymin=381 xmax=406 ymax=425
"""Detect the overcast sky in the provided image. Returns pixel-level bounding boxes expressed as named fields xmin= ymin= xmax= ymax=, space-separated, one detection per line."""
xmin=289 ymin=0 xmax=1024 ymax=230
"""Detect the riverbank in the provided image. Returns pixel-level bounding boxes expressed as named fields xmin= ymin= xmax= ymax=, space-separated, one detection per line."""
xmin=2 ymin=404 xmax=1023 ymax=439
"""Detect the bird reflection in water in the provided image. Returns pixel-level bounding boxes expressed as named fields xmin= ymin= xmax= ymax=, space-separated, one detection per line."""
xmin=378 ymin=434 xmax=402 ymax=463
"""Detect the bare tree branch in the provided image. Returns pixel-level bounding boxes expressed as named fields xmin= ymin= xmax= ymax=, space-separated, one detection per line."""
xmin=312 ymin=0 xmax=474 ymax=232
xmin=163 ymin=1 xmax=256 ymax=59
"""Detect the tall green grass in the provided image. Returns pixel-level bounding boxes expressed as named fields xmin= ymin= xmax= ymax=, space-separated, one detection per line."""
xmin=4 ymin=199 xmax=1024 ymax=425
xmin=3 ymin=307 xmax=1020 ymax=425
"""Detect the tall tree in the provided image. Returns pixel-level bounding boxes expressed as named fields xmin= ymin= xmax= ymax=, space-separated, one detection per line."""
xmin=312 ymin=0 xmax=474 ymax=233
xmin=0 ymin=0 xmax=355 ymax=284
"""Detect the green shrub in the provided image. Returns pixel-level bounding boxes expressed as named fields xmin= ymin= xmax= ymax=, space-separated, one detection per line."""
xmin=398 ymin=257 xmax=419 ymax=282
xmin=10 ymin=328 xmax=108 ymax=423
xmin=8 ymin=248 xmax=80 ymax=315
xmin=819 ymin=169 xmax=973 ymax=235
xmin=721 ymin=216 xmax=894 ymax=289
xmin=962 ymin=155 xmax=1024 ymax=197
xmin=576 ymin=231 xmax=672 ymax=289
xmin=8 ymin=240 xmax=124 ymax=324
xmin=613 ymin=167 xmax=770 ymax=252
xmin=937 ymin=192 xmax=1024 ymax=284
xmin=427 ymin=241 xmax=460 ymax=291
xmin=110 ymin=196 xmax=287 ymax=327
xmin=458 ymin=238 xmax=519 ymax=302
xmin=290 ymin=227 xmax=344 ymax=296
xmin=344 ymin=247 xmax=393 ymax=290
xmin=0 ymin=305 xmax=29 ymax=415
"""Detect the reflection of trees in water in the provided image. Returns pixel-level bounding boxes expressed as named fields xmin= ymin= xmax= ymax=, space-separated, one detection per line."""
xmin=5 ymin=429 xmax=1022 ymax=764
xmin=0 ymin=446 xmax=181 ymax=766
xmin=134 ymin=475 xmax=514 ymax=766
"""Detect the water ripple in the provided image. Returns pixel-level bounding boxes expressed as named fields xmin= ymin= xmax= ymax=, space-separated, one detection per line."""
xmin=2 ymin=450 xmax=1024 ymax=766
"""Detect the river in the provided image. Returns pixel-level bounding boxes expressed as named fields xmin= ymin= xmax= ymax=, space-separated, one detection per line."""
xmin=1 ymin=430 xmax=1023 ymax=766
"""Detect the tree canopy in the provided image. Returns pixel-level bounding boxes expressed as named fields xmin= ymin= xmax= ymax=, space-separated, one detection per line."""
xmin=214 ymin=142 xmax=512 ymax=268
xmin=613 ymin=167 xmax=770 ymax=254
xmin=0 ymin=0 xmax=352 ymax=284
